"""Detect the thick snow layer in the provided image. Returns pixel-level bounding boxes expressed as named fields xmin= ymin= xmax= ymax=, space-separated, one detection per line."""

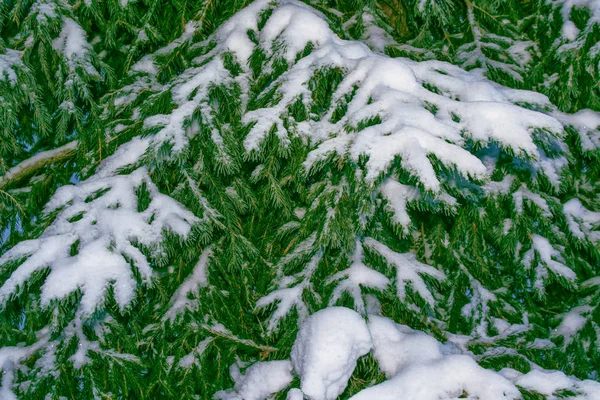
xmin=368 ymin=315 xmax=444 ymax=377
xmin=212 ymin=310 xmax=600 ymax=400
xmin=286 ymin=388 xmax=304 ymax=400
xmin=350 ymin=353 xmax=521 ymax=400
xmin=291 ymin=307 xmax=372 ymax=400
xmin=214 ymin=360 xmax=294 ymax=400
xmin=217 ymin=0 xmax=270 ymax=64
xmin=359 ymin=13 xmax=396 ymax=52
xmin=261 ymin=1 xmax=332 ymax=63
xmin=0 ymin=366 xmax=17 ymax=400
xmin=353 ymin=317 xmax=522 ymax=400
xmin=234 ymin=361 xmax=293 ymax=400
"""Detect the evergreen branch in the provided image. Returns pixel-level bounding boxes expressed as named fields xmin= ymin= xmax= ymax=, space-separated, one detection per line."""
xmin=200 ymin=324 xmax=278 ymax=353
xmin=0 ymin=189 xmax=24 ymax=214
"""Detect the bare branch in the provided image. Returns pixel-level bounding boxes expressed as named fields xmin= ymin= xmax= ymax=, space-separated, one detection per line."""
xmin=0 ymin=141 xmax=78 ymax=188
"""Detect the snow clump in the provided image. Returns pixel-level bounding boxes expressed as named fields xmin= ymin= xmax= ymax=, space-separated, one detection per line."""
xmin=291 ymin=307 xmax=372 ymax=400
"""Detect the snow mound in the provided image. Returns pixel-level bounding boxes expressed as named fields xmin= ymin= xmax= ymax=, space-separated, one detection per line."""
xmin=291 ymin=307 xmax=372 ymax=400
xmin=368 ymin=315 xmax=445 ymax=377
xmin=350 ymin=353 xmax=521 ymax=400
xmin=214 ymin=360 xmax=294 ymax=400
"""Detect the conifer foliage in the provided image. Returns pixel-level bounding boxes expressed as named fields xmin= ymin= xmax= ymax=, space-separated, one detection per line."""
xmin=1 ymin=0 xmax=599 ymax=399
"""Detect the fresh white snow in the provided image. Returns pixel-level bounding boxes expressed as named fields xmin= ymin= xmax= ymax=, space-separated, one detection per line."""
xmin=0 ymin=49 xmax=24 ymax=85
xmin=164 ymin=246 xmax=213 ymax=322
xmin=215 ymin=360 xmax=294 ymax=400
xmin=368 ymin=315 xmax=445 ymax=377
xmin=215 ymin=308 xmax=600 ymax=399
xmin=364 ymin=237 xmax=445 ymax=306
xmin=291 ymin=307 xmax=372 ymax=400
xmin=350 ymin=353 xmax=521 ymax=400
xmin=2 ymin=0 xmax=600 ymax=398
xmin=0 ymin=144 xmax=198 ymax=315
xmin=522 ymin=234 xmax=577 ymax=291
xmin=327 ymin=240 xmax=390 ymax=313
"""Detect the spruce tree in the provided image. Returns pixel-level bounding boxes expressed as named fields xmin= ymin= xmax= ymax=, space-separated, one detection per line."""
xmin=0 ymin=0 xmax=599 ymax=399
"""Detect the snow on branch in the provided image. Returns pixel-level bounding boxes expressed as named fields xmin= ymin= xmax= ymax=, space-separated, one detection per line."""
xmin=522 ymin=234 xmax=577 ymax=293
xmin=111 ymin=0 xmax=573 ymax=195
xmin=0 ymin=141 xmax=77 ymax=187
xmin=116 ymin=0 xmax=273 ymax=157
xmin=0 ymin=49 xmax=25 ymax=85
xmin=0 ymin=330 xmax=49 ymax=399
xmin=0 ymin=142 xmax=198 ymax=315
xmin=364 ymin=237 xmax=445 ymax=307
xmin=551 ymin=0 xmax=600 ymax=41
xmin=163 ymin=246 xmax=212 ymax=322
xmin=217 ymin=307 xmax=600 ymax=400
xmin=326 ymin=240 xmax=389 ymax=313
xmin=214 ymin=360 xmax=293 ymax=400
xmin=235 ymin=1 xmax=564 ymax=190
xmin=52 ymin=17 xmax=99 ymax=78
xmin=563 ymin=198 xmax=600 ymax=242
xmin=291 ymin=307 xmax=372 ymax=400
xmin=256 ymin=249 xmax=321 ymax=332
xmin=379 ymin=178 xmax=420 ymax=234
